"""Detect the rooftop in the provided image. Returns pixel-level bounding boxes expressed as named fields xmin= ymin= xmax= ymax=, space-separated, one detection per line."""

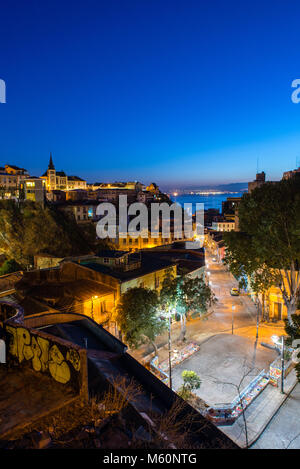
xmin=80 ymin=252 xmax=176 ymax=282
xmin=97 ymin=250 xmax=130 ymax=259
xmin=5 ymin=165 xmax=27 ymax=171
xmin=141 ymin=249 xmax=205 ymax=275
xmin=68 ymin=176 xmax=85 ymax=181
xmin=57 ymin=199 xmax=100 ymax=207
xmin=24 ymin=279 xmax=115 ymax=302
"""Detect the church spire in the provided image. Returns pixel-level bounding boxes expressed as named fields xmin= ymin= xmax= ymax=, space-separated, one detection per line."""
xmin=48 ymin=152 xmax=55 ymax=170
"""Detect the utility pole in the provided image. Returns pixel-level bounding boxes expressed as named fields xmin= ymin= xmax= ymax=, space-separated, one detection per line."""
xmin=168 ymin=312 xmax=172 ymax=390
xmin=281 ymin=335 xmax=285 ymax=394
xmin=91 ymin=297 xmax=94 ymax=320
xmin=256 ymin=299 xmax=259 ymax=340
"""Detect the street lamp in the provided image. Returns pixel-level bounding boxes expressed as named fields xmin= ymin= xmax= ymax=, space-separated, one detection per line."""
xmin=272 ymin=335 xmax=285 ymax=394
xmin=255 ymin=297 xmax=260 ymax=340
xmin=231 ymin=305 xmax=235 ymax=335
xmin=206 ymin=271 xmax=210 ymax=284
xmin=159 ymin=308 xmax=173 ymax=389
xmin=168 ymin=310 xmax=172 ymax=390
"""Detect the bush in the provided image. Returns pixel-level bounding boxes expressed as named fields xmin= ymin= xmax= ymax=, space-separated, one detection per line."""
xmin=181 ymin=370 xmax=201 ymax=392
xmin=0 ymin=259 xmax=21 ymax=275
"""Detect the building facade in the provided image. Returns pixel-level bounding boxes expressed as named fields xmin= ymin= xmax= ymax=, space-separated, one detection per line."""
xmin=57 ymin=200 xmax=100 ymax=223
xmin=41 ymin=154 xmax=87 ymax=191
xmin=248 ymin=171 xmax=266 ymax=193
xmin=282 ymin=167 xmax=300 ymax=180
xmin=21 ymin=177 xmax=46 ymax=203
xmin=0 ymin=165 xmax=29 ymax=199
xmin=211 ymin=221 xmax=235 ymax=232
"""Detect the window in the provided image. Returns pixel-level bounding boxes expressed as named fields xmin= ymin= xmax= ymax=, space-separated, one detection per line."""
xmin=103 ymin=258 xmax=109 ymax=264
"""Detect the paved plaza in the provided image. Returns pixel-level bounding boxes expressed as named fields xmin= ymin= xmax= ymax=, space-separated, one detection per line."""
xmin=171 ymin=333 xmax=277 ymax=405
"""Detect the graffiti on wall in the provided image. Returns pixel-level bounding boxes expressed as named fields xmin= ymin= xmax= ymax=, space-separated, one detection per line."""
xmin=5 ymin=324 xmax=82 ymax=389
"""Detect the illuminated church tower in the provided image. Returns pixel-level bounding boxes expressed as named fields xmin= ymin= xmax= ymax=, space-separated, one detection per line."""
xmin=47 ymin=152 xmax=56 ymax=190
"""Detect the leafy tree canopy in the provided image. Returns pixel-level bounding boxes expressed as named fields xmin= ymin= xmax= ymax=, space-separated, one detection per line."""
xmin=0 ymin=259 xmax=21 ymax=275
xmin=0 ymin=200 xmax=94 ymax=267
xmin=177 ymin=370 xmax=201 ymax=400
xmin=181 ymin=370 xmax=201 ymax=391
xmin=160 ymin=273 xmax=215 ymax=341
xmin=115 ymin=287 xmax=166 ymax=353
xmin=224 ymin=175 xmax=300 ymax=323
xmin=160 ymin=273 xmax=215 ymax=317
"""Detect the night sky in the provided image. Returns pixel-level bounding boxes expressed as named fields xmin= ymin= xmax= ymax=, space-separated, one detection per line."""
xmin=1 ymin=0 xmax=300 ymax=187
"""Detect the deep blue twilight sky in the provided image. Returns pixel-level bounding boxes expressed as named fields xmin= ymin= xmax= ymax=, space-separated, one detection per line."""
xmin=1 ymin=0 xmax=300 ymax=188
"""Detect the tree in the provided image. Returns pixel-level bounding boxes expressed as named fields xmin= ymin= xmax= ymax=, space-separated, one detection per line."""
xmin=0 ymin=259 xmax=21 ymax=276
xmin=224 ymin=236 xmax=276 ymax=322
xmin=115 ymin=287 xmax=166 ymax=355
xmin=177 ymin=370 xmax=201 ymax=400
xmin=160 ymin=273 xmax=215 ymax=341
xmin=0 ymin=200 xmax=94 ymax=267
xmin=224 ymin=175 xmax=300 ymax=325
xmin=181 ymin=370 xmax=201 ymax=391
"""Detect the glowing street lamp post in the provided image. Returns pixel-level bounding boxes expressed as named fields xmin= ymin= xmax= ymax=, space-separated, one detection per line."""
xmin=91 ymin=295 xmax=98 ymax=321
xmin=168 ymin=311 xmax=172 ymax=390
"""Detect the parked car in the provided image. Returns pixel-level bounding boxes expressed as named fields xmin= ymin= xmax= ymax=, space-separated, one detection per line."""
xmin=230 ymin=287 xmax=240 ymax=296
xmin=212 ymin=257 xmax=217 ymax=262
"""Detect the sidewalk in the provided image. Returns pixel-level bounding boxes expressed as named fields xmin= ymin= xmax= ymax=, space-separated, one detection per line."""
xmin=220 ymin=369 xmax=298 ymax=448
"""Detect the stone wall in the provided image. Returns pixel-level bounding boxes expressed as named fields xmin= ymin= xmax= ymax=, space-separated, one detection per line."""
xmin=4 ymin=322 xmax=88 ymax=400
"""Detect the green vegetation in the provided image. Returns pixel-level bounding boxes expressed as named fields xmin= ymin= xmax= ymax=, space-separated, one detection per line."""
xmin=0 ymin=200 xmax=95 ymax=267
xmin=224 ymin=175 xmax=300 ymax=325
xmin=115 ymin=287 xmax=167 ymax=355
xmin=0 ymin=259 xmax=21 ymax=275
xmin=177 ymin=370 xmax=201 ymax=400
xmin=160 ymin=274 xmax=215 ymax=341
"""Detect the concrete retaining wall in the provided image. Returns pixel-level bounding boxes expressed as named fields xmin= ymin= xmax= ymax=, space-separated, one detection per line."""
xmin=4 ymin=321 xmax=88 ymax=400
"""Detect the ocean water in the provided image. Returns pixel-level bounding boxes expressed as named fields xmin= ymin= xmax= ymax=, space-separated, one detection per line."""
xmin=170 ymin=192 xmax=243 ymax=214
